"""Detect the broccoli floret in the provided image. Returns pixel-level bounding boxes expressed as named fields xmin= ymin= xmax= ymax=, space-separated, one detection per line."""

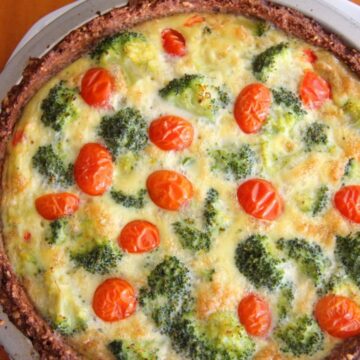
xmin=108 ymin=340 xmax=158 ymax=360
xmin=41 ymin=81 xmax=77 ymax=132
xmin=343 ymin=98 xmax=360 ymax=128
xmin=52 ymin=316 xmax=86 ymax=336
xmin=32 ymin=145 xmax=74 ymax=186
xmin=312 ymin=186 xmax=330 ymax=216
xmin=277 ymin=238 xmax=330 ymax=286
xmin=303 ymin=122 xmax=329 ymax=151
xmin=336 ymin=232 xmax=360 ymax=287
xmin=45 ymin=219 xmax=68 ymax=245
xmin=111 ymin=188 xmax=147 ymax=208
xmin=275 ymin=315 xmax=324 ymax=357
xmin=252 ymin=42 xmax=288 ymax=82
xmin=203 ymin=188 xmax=223 ymax=233
xmin=272 ymin=87 xmax=306 ymax=118
xmin=343 ymin=158 xmax=360 ymax=184
xmin=71 ymin=242 xmax=122 ymax=274
xmin=235 ymin=234 xmax=284 ymax=290
xmin=254 ymin=20 xmax=270 ymax=37
xmin=277 ymin=283 xmax=294 ymax=321
xmin=209 ymin=145 xmax=256 ymax=180
xmin=159 ymin=74 xmax=230 ymax=120
xmin=99 ymin=108 xmax=148 ymax=158
xmin=173 ymin=221 xmax=211 ymax=252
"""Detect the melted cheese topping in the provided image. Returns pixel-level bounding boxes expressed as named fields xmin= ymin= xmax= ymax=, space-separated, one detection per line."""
xmin=2 ymin=13 xmax=360 ymax=360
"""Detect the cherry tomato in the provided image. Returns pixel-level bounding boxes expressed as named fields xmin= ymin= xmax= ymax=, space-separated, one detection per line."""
xmin=146 ymin=170 xmax=193 ymax=211
xmin=184 ymin=15 xmax=205 ymax=27
xmin=118 ymin=220 xmax=160 ymax=254
xmin=315 ymin=295 xmax=360 ymax=338
xmin=238 ymin=294 xmax=272 ymax=337
xmin=334 ymin=185 xmax=360 ymax=224
xmin=12 ymin=129 xmax=25 ymax=146
xmin=299 ymin=70 xmax=331 ymax=110
xmin=149 ymin=115 xmax=194 ymax=151
xmin=237 ymin=179 xmax=283 ymax=221
xmin=74 ymin=143 xmax=113 ymax=196
xmin=303 ymin=49 xmax=318 ymax=63
xmin=162 ymin=28 xmax=186 ymax=57
xmin=35 ymin=193 xmax=80 ymax=220
xmin=234 ymin=83 xmax=271 ymax=134
xmin=92 ymin=278 xmax=136 ymax=322
xmin=81 ymin=67 xmax=115 ymax=108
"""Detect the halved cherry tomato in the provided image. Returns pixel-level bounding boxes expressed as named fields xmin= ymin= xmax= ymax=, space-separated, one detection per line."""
xmin=184 ymin=15 xmax=205 ymax=27
xmin=146 ymin=170 xmax=193 ymax=211
xmin=315 ymin=295 xmax=360 ymax=338
xmin=92 ymin=278 xmax=136 ymax=322
xmin=74 ymin=143 xmax=113 ymax=196
xmin=35 ymin=193 xmax=80 ymax=220
xmin=81 ymin=67 xmax=115 ymax=108
xmin=334 ymin=185 xmax=360 ymax=224
xmin=149 ymin=115 xmax=194 ymax=151
xmin=237 ymin=178 xmax=283 ymax=221
xmin=234 ymin=83 xmax=271 ymax=134
xmin=303 ymin=49 xmax=318 ymax=64
xmin=12 ymin=129 xmax=25 ymax=146
xmin=299 ymin=70 xmax=331 ymax=110
xmin=162 ymin=28 xmax=186 ymax=57
xmin=118 ymin=220 xmax=160 ymax=254
xmin=238 ymin=294 xmax=272 ymax=337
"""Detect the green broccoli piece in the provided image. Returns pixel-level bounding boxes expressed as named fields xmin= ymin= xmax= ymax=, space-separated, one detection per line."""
xmin=173 ymin=221 xmax=211 ymax=252
xmin=159 ymin=74 xmax=229 ymax=120
xmin=71 ymin=242 xmax=122 ymax=275
xmin=336 ymin=232 xmax=360 ymax=287
xmin=277 ymin=283 xmax=294 ymax=321
xmin=99 ymin=108 xmax=148 ymax=158
xmin=272 ymin=87 xmax=306 ymax=118
xmin=343 ymin=98 xmax=360 ymax=128
xmin=303 ymin=122 xmax=329 ymax=151
xmin=254 ymin=20 xmax=270 ymax=37
xmin=41 ymin=81 xmax=77 ymax=132
xmin=110 ymin=188 xmax=147 ymax=208
xmin=45 ymin=219 xmax=68 ymax=245
xmin=52 ymin=316 xmax=86 ymax=336
xmin=108 ymin=340 xmax=158 ymax=360
xmin=252 ymin=42 xmax=288 ymax=82
xmin=343 ymin=158 xmax=360 ymax=184
xmin=312 ymin=186 xmax=330 ymax=216
xmin=235 ymin=234 xmax=284 ymax=290
xmin=32 ymin=145 xmax=74 ymax=186
xmin=209 ymin=145 xmax=256 ymax=180
xmin=275 ymin=315 xmax=324 ymax=357
xmin=277 ymin=238 xmax=330 ymax=286
xmin=203 ymin=188 xmax=223 ymax=233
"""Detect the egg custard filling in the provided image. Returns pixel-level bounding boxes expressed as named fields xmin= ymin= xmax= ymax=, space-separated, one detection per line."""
xmin=2 ymin=12 xmax=360 ymax=360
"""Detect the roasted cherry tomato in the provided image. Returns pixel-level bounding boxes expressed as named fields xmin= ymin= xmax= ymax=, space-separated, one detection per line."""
xmin=303 ymin=49 xmax=318 ymax=63
xmin=238 ymin=294 xmax=272 ymax=337
xmin=162 ymin=28 xmax=186 ymax=57
xmin=81 ymin=67 xmax=115 ymax=108
xmin=149 ymin=115 xmax=194 ymax=151
xmin=118 ymin=220 xmax=160 ymax=254
xmin=299 ymin=70 xmax=331 ymax=110
xmin=74 ymin=143 xmax=113 ymax=196
xmin=234 ymin=83 xmax=271 ymax=134
xmin=334 ymin=185 xmax=360 ymax=224
xmin=92 ymin=278 xmax=136 ymax=322
xmin=315 ymin=295 xmax=360 ymax=339
xmin=184 ymin=15 xmax=205 ymax=27
xmin=237 ymin=178 xmax=283 ymax=221
xmin=35 ymin=193 xmax=80 ymax=220
xmin=12 ymin=129 xmax=25 ymax=146
xmin=146 ymin=170 xmax=193 ymax=211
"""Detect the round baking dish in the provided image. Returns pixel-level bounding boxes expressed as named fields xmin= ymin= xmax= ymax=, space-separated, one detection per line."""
xmin=1 ymin=1 xmax=360 ymax=359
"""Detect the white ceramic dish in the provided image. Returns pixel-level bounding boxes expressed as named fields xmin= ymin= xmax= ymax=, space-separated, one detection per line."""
xmin=0 ymin=0 xmax=359 ymax=358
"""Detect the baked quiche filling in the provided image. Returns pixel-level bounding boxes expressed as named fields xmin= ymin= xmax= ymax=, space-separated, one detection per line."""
xmin=2 ymin=12 xmax=360 ymax=359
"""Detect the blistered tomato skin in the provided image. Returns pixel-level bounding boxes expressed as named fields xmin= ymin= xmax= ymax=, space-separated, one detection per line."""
xmin=238 ymin=294 xmax=272 ymax=337
xmin=119 ymin=220 xmax=160 ymax=254
xmin=162 ymin=28 xmax=187 ymax=57
xmin=334 ymin=185 xmax=360 ymax=224
xmin=237 ymin=178 xmax=283 ymax=221
xmin=74 ymin=143 xmax=113 ymax=196
xmin=234 ymin=83 xmax=271 ymax=134
xmin=92 ymin=278 xmax=137 ymax=322
xmin=146 ymin=170 xmax=193 ymax=211
xmin=35 ymin=193 xmax=80 ymax=220
xmin=315 ymin=295 xmax=360 ymax=339
xmin=149 ymin=115 xmax=194 ymax=151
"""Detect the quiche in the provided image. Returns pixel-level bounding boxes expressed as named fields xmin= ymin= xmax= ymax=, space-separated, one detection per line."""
xmin=1 ymin=1 xmax=360 ymax=359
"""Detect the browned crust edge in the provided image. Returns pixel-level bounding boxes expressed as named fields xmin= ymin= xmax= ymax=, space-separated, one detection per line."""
xmin=1 ymin=0 xmax=360 ymax=359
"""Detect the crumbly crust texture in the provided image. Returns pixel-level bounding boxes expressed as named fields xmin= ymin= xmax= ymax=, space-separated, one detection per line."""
xmin=0 ymin=0 xmax=360 ymax=358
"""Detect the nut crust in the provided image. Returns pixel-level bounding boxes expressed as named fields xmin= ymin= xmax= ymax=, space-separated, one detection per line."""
xmin=1 ymin=0 xmax=360 ymax=359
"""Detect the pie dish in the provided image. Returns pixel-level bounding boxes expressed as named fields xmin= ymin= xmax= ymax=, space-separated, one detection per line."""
xmin=1 ymin=0 xmax=360 ymax=359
